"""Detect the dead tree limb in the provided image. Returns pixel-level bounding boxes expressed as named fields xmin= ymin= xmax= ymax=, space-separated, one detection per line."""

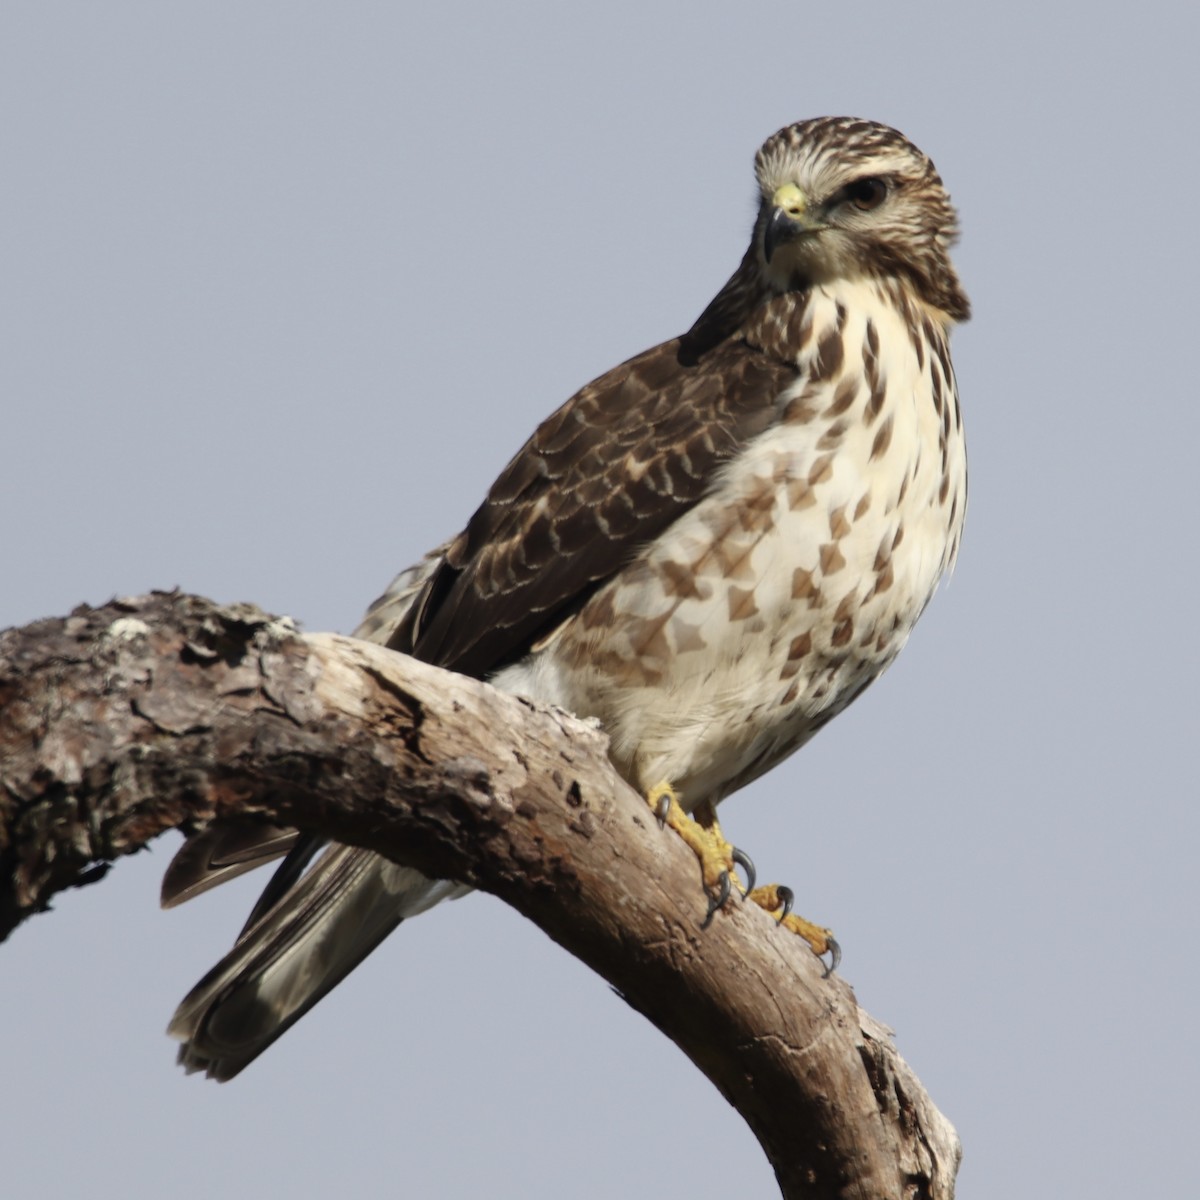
xmin=0 ymin=591 xmax=959 ymax=1199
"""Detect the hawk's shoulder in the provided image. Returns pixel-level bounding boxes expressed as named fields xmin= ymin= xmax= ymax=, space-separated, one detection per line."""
xmin=390 ymin=318 xmax=805 ymax=678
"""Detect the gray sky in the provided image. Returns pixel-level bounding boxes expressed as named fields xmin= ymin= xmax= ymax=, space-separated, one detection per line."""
xmin=3 ymin=3 xmax=1197 ymax=1197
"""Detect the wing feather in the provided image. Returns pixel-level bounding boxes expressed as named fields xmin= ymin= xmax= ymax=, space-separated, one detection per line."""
xmin=394 ymin=331 xmax=799 ymax=677
xmin=165 ymin=253 xmax=809 ymax=1078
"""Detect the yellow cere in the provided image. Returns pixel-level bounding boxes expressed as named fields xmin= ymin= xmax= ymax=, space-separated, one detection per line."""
xmin=771 ymin=182 xmax=807 ymax=217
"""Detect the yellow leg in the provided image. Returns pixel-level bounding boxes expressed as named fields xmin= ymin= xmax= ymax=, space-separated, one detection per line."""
xmin=645 ymin=784 xmax=740 ymax=895
xmin=645 ymin=782 xmax=839 ymax=972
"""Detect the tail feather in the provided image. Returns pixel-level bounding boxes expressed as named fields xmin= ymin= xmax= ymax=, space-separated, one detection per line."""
xmin=167 ymin=542 xmax=461 ymax=1080
xmin=160 ymin=821 xmax=300 ymax=909
xmin=168 ymin=845 xmax=468 ymax=1080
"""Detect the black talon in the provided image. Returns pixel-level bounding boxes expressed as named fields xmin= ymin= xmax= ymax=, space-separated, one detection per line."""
xmin=730 ymin=847 xmax=756 ymax=895
xmin=702 ymin=870 xmax=732 ymax=928
xmin=654 ymin=795 xmax=670 ymax=827
xmin=764 ymin=884 xmax=839 ymax=975
xmin=822 ymin=936 xmax=842 ymax=978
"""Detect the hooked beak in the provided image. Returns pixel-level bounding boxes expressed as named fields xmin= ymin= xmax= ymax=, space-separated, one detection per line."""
xmin=763 ymin=183 xmax=816 ymax=263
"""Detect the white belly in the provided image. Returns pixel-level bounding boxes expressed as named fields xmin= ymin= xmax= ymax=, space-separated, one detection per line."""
xmin=493 ymin=281 xmax=966 ymax=811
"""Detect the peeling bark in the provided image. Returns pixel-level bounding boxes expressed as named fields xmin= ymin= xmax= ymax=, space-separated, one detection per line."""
xmin=0 ymin=591 xmax=960 ymax=1199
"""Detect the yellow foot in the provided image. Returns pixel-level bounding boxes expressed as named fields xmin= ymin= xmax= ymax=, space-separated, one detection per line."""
xmin=748 ymin=884 xmax=841 ymax=975
xmin=645 ymin=785 xmax=753 ymax=923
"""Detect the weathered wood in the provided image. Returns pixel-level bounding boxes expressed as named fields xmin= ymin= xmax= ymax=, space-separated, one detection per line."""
xmin=0 ymin=591 xmax=959 ymax=1199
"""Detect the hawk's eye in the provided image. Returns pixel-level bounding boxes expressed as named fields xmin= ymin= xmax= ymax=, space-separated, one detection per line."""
xmin=843 ymin=177 xmax=889 ymax=211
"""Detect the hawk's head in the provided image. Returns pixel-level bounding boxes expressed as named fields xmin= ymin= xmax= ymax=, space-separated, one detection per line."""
xmin=754 ymin=117 xmax=969 ymax=322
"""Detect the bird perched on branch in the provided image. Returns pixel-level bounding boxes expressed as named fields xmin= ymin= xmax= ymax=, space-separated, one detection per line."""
xmin=164 ymin=115 xmax=970 ymax=1081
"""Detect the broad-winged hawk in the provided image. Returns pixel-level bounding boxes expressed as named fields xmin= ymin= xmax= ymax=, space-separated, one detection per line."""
xmin=164 ymin=116 xmax=970 ymax=1080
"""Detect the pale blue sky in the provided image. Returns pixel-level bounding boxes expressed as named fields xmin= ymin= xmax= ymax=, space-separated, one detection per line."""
xmin=3 ymin=4 xmax=1197 ymax=1197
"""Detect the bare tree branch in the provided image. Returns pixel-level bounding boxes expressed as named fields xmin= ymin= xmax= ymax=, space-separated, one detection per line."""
xmin=0 ymin=591 xmax=959 ymax=1199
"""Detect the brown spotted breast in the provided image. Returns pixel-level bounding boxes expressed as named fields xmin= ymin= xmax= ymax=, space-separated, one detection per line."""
xmin=496 ymin=276 xmax=965 ymax=810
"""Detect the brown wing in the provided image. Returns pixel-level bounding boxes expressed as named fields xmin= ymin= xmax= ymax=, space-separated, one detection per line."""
xmin=391 ymin=326 xmax=798 ymax=678
xmin=164 ymin=256 xmax=805 ymax=1074
xmin=162 ymin=259 xmax=792 ymax=912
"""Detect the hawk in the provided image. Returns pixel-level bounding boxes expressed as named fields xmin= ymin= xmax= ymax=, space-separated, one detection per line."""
xmin=164 ymin=116 xmax=969 ymax=1080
